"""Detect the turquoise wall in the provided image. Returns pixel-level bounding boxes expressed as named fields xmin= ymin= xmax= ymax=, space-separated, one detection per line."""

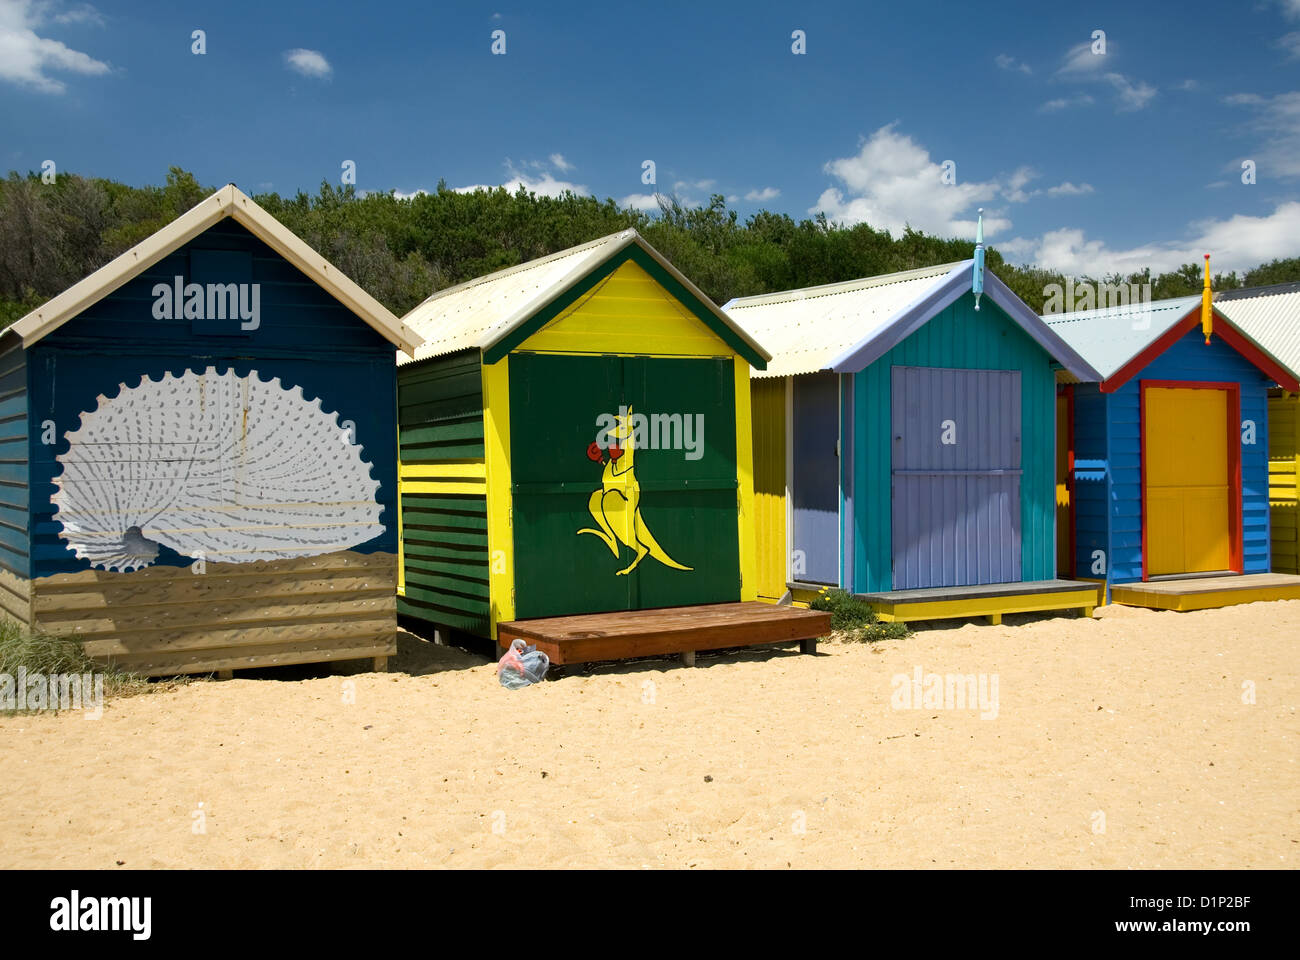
xmin=850 ymin=291 xmax=1059 ymax=593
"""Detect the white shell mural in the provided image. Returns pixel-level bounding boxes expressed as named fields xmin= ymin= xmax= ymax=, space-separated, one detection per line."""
xmin=52 ymin=367 xmax=384 ymax=572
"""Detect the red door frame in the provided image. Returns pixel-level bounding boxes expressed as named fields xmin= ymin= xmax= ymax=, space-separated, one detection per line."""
xmin=1138 ymin=379 xmax=1243 ymax=581
xmin=1057 ymin=384 xmax=1076 ymax=577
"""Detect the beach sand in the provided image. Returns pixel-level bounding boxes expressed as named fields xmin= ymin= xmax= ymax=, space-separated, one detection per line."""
xmin=1 ymin=600 xmax=1296 ymax=869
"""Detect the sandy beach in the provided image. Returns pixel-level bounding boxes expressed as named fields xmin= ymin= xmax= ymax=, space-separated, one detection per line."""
xmin=1 ymin=600 xmax=1296 ymax=869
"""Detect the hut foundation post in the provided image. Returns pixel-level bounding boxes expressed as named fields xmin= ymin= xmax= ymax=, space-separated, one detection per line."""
xmin=680 ymin=650 xmax=696 ymax=667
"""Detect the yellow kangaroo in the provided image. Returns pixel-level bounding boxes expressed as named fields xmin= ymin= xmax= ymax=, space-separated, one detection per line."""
xmin=577 ymin=406 xmax=693 ymax=576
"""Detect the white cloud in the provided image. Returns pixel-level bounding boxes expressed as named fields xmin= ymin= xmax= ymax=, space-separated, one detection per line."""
xmin=0 ymin=0 xmax=110 ymax=93
xmin=811 ymin=125 xmax=1013 ymax=238
xmin=1224 ymin=90 xmax=1300 ymax=178
xmin=1003 ymin=166 xmax=1038 ymax=203
xmin=1279 ymin=32 xmax=1300 ymax=58
xmin=1039 ymin=94 xmax=1094 ymax=112
xmin=744 ymin=186 xmax=780 ymax=202
xmin=1106 ymin=73 xmax=1156 ymax=111
xmin=285 ymin=48 xmax=332 ymax=79
xmin=1013 ymin=202 xmax=1300 ymax=276
xmin=549 ymin=153 xmax=573 ymax=171
xmin=1056 ymin=41 xmax=1156 ymax=111
xmin=620 ymin=193 xmax=664 ymax=212
xmin=1282 ymin=0 xmax=1300 ymax=19
xmin=1045 ymin=181 xmax=1094 ymax=197
xmin=53 ymin=4 xmax=104 ymax=26
xmin=995 ymin=53 xmax=1031 ymax=74
xmin=1058 ymin=41 xmax=1107 ymax=74
xmin=456 ymin=158 xmax=588 ymax=198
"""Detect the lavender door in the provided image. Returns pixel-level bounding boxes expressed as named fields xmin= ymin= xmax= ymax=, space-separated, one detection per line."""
xmin=891 ymin=366 xmax=1022 ymax=590
xmin=792 ymin=373 xmax=839 ymax=585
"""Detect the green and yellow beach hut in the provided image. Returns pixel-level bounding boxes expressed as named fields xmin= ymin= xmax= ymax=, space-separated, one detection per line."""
xmin=394 ymin=230 xmax=775 ymax=645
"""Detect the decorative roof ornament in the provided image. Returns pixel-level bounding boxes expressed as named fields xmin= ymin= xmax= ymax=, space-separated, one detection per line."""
xmin=973 ymin=208 xmax=985 ymax=312
xmin=1201 ymin=254 xmax=1213 ymax=344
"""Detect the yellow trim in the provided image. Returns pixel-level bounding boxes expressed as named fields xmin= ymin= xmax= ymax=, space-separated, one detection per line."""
xmin=519 ymin=260 xmax=732 ymax=357
xmin=399 ymin=461 xmax=486 ymax=479
xmin=734 ymin=357 xmax=757 ymax=601
xmin=482 ymin=357 xmax=515 ymax=636
xmin=750 ymin=376 xmax=788 ymax=601
xmin=868 ymin=588 xmax=1100 ymax=623
xmin=401 ymin=480 xmax=487 ymax=495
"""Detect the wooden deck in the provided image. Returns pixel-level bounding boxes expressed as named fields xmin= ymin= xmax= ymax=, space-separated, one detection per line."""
xmin=1110 ymin=572 xmax=1300 ymax=611
xmin=496 ymin=601 xmax=832 ymax=667
xmin=855 ymin=579 xmax=1101 ymax=624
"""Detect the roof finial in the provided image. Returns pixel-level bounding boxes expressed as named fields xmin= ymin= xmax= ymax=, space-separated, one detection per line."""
xmin=1201 ymin=253 xmax=1213 ymax=344
xmin=972 ymin=208 xmax=985 ymax=312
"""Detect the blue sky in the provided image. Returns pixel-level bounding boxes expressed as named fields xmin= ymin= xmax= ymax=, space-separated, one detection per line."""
xmin=2 ymin=0 xmax=1298 ymax=275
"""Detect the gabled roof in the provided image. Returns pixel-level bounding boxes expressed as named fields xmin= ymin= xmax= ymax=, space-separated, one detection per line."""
xmin=5 ymin=185 xmax=422 ymax=354
xmin=1041 ymin=295 xmax=1202 ymax=382
xmin=722 ymin=260 xmax=1101 ymax=381
xmin=1214 ymin=283 xmax=1300 ymax=384
xmin=399 ymin=229 xmax=771 ymax=368
xmin=1042 ymin=293 xmax=1300 ymax=393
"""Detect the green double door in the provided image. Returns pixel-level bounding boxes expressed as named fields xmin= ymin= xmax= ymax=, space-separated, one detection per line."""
xmin=509 ymin=353 xmax=740 ymax=618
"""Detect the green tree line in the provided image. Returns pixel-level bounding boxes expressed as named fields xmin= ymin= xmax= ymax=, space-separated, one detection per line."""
xmin=2 ymin=166 xmax=1297 ymax=329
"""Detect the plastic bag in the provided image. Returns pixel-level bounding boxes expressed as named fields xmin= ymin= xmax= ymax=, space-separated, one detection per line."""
xmin=497 ymin=638 xmax=550 ymax=689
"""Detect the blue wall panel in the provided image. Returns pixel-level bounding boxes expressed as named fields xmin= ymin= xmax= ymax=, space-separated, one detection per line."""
xmin=0 ymin=336 xmax=29 ymax=577
xmin=1073 ymin=326 xmax=1274 ymax=585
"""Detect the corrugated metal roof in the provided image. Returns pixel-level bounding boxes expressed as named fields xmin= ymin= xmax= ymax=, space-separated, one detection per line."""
xmin=722 ymin=262 xmax=964 ymax=378
xmin=1213 ymin=285 xmax=1300 ymax=380
xmin=399 ymin=231 xmax=633 ymax=365
xmin=398 ymin=229 xmax=770 ymax=367
xmin=1040 ymin=294 xmax=1201 ymax=381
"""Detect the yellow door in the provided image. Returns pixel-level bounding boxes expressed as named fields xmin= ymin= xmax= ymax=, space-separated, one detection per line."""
xmin=1144 ymin=387 xmax=1231 ymax=576
xmin=1056 ymin=394 xmax=1071 ymax=574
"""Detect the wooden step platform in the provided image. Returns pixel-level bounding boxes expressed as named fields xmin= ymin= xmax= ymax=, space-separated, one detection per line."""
xmin=856 ymin=579 xmax=1101 ymax=624
xmin=496 ymin=601 xmax=833 ymax=667
xmin=1110 ymin=572 xmax=1300 ymax=611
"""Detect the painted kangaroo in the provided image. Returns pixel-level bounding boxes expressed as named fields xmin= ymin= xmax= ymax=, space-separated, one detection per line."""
xmin=578 ymin=406 xmax=692 ymax=576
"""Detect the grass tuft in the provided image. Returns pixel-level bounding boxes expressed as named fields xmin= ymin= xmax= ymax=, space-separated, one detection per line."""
xmin=0 ymin=617 xmax=191 ymax=710
xmin=808 ymin=588 xmax=910 ymax=642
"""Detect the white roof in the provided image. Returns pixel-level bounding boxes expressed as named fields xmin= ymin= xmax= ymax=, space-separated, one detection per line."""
xmin=1214 ymin=284 xmax=1300 ymax=381
xmin=722 ymin=262 xmax=963 ymax=378
xmin=398 ymin=229 xmax=770 ymax=367
xmin=6 ymin=185 xmax=421 ymax=354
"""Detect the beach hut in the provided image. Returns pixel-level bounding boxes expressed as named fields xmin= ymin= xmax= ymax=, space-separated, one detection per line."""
xmin=1214 ymin=282 xmax=1300 ymax=575
xmin=1045 ymin=264 xmax=1300 ymax=610
xmin=395 ymin=229 xmax=832 ymax=665
xmin=723 ymin=230 xmax=1104 ymax=624
xmin=0 ymin=185 xmax=421 ymax=675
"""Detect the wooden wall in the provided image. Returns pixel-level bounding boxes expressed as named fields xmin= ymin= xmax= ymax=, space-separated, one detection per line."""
xmin=396 ymin=350 xmax=491 ymax=637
